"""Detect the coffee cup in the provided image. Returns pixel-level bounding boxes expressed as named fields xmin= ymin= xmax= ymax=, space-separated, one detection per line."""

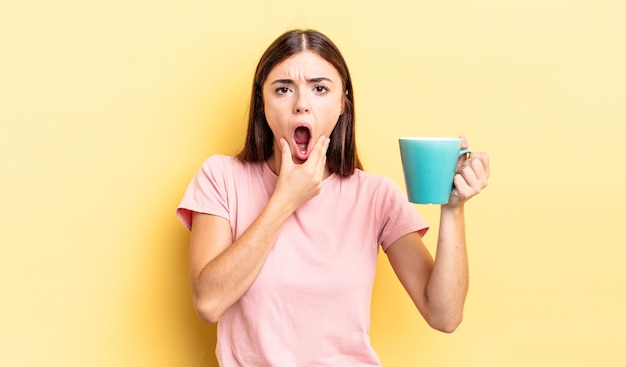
xmin=399 ymin=137 xmax=472 ymax=204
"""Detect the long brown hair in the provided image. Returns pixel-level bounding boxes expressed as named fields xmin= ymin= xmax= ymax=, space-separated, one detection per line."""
xmin=236 ymin=29 xmax=362 ymax=177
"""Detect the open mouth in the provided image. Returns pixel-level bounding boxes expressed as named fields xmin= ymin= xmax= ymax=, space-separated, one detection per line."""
xmin=294 ymin=126 xmax=311 ymax=155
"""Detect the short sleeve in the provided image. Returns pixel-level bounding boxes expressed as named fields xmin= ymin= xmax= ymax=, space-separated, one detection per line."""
xmin=376 ymin=177 xmax=429 ymax=251
xmin=176 ymin=155 xmax=231 ymax=231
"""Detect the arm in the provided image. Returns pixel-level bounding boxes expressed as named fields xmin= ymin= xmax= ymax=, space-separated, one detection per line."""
xmin=189 ymin=136 xmax=329 ymax=323
xmin=385 ymin=211 xmax=467 ymax=334
xmin=387 ymin=138 xmax=490 ymax=333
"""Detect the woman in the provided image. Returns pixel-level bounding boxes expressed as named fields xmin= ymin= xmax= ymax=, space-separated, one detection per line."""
xmin=177 ymin=29 xmax=490 ymax=366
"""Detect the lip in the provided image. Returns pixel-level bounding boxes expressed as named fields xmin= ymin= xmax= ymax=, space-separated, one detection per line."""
xmin=291 ymin=122 xmax=313 ymax=162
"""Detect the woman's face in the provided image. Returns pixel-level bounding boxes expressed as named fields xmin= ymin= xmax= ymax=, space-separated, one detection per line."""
xmin=262 ymin=50 xmax=344 ymax=164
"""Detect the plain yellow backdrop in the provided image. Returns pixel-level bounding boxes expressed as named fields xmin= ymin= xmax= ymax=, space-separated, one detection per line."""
xmin=2 ymin=1 xmax=625 ymax=366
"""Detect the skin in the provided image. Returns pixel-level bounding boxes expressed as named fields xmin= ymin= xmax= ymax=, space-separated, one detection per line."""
xmin=263 ymin=50 xmax=344 ymax=175
xmin=188 ymin=50 xmax=491 ymax=333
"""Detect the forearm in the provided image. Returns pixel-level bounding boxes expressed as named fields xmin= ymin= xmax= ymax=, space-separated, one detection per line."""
xmin=193 ymin=197 xmax=294 ymax=322
xmin=424 ymin=204 xmax=469 ymax=331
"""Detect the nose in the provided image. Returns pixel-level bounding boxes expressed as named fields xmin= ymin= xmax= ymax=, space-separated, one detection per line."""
xmin=294 ymin=91 xmax=310 ymax=113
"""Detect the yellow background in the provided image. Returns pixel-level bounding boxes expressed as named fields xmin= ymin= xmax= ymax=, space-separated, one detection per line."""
xmin=2 ymin=0 xmax=625 ymax=366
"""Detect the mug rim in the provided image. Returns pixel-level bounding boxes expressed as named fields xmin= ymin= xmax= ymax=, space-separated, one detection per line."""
xmin=399 ymin=137 xmax=460 ymax=141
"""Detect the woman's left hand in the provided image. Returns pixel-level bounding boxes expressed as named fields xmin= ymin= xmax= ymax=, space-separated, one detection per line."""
xmin=445 ymin=136 xmax=490 ymax=208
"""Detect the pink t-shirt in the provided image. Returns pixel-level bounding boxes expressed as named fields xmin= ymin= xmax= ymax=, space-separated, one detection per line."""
xmin=177 ymin=155 xmax=428 ymax=366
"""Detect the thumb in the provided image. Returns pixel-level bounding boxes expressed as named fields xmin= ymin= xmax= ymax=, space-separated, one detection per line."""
xmin=459 ymin=135 xmax=469 ymax=150
xmin=279 ymin=138 xmax=293 ymax=172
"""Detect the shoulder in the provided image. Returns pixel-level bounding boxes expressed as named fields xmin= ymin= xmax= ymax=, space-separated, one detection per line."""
xmin=197 ymin=155 xmax=270 ymax=189
xmin=201 ymin=154 xmax=237 ymax=170
xmin=191 ymin=155 xmax=237 ymax=188
xmin=199 ymin=155 xmax=257 ymax=175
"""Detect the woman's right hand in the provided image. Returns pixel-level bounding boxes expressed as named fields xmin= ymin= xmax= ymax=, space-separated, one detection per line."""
xmin=272 ymin=135 xmax=330 ymax=212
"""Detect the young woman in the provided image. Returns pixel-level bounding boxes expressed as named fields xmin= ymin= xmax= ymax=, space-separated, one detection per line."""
xmin=177 ymin=29 xmax=490 ymax=366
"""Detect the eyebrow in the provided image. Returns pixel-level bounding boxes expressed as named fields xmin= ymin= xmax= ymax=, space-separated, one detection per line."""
xmin=270 ymin=77 xmax=334 ymax=85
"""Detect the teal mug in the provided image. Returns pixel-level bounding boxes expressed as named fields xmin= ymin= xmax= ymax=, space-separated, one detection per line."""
xmin=399 ymin=137 xmax=472 ymax=204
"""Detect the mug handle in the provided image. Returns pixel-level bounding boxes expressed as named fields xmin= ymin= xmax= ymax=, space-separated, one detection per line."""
xmin=458 ymin=148 xmax=472 ymax=159
xmin=451 ymin=148 xmax=473 ymax=193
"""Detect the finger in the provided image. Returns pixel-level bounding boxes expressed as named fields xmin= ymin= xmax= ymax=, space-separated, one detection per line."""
xmin=468 ymin=158 xmax=489 ymax=190
xmin=459 ymin=161 xmax=480 ymax=189
xmin=457 ymin=153 xmax=469 ymax=168
xmin=309 ymin=135 xmax=329 ymax=176
xmin=451 ymin=172 xmax=480 ymax=203
xmin=451 ymin=173 xmax=470 ymax=200
xmin=472 ymin=151 xmax=490 ymax=178
xmin=306 ymin=135 xmax=327 ymax=161
xmin=313 ymin=134 xmax=327 ymax=153
xmin=451 ymin=151 xmax=490 ymax=203
xmin=459 ymin=135 xmax=469 ymax=150
xmin=463 ymin=152 xmax=489 ymax=181
xmin=319 ymin=135 xmax=330 ymax=159
xmin=279 ymin=138 xmax=293 ymax=171
xmin=456 ymin=158 xmax=488 ymax=198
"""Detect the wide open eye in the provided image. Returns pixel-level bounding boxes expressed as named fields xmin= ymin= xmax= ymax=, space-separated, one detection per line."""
xmin=314 ymin=85 xmax=329 ymax=94
xmin=275 ymin=86 xmax=291 ymax=95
